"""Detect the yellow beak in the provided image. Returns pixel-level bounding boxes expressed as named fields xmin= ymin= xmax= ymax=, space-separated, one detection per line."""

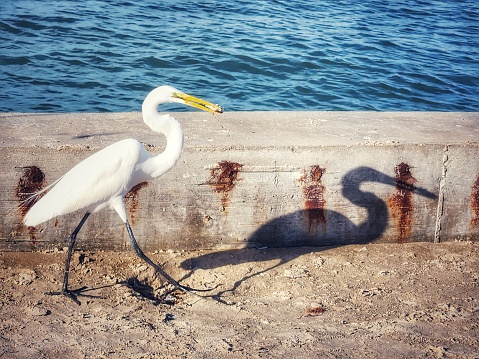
xmin=173 ymin=92 xmax=223 ymax=114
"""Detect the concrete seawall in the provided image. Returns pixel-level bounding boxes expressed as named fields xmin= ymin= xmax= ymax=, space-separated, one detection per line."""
xmin=1 ymin=112 xmax=478 ymax=251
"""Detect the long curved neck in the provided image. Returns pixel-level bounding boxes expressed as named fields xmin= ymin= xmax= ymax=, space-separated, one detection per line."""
xmin=141 ymin=98 xmax=184 ymax=179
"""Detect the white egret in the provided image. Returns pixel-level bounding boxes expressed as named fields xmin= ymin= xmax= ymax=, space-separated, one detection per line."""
xmin=23 ymin=85 xmax=223 ymax=304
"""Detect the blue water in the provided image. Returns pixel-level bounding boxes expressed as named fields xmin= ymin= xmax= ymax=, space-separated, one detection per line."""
xmin=1 ymin=0 xmax=478 ymax=112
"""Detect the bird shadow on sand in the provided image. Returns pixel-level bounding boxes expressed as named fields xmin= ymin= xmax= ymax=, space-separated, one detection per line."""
xmin=180 ymin=166 xmax=437 ymax=301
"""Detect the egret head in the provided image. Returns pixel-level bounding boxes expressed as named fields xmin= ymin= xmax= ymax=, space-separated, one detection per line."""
xmin=151 ymin=85 xmax=223 ymax=114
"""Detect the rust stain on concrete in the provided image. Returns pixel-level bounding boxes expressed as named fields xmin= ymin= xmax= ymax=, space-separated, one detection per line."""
xmin=387 ymin=163 xmax=417 ymax=243
xmin=470 ymin=173 xmax=479 ymax=228
xmin=208 ymin=161 xmax=243 ymax=209
xmin=125 ymin=182 xmax=148 ymax=225
xmin=15 ymin=166 xmax=46 ymax=217
xmin=15 ymin=166 xmax=46 ymax=242
xmin=300 ymin=165 xmax=326 ymax=232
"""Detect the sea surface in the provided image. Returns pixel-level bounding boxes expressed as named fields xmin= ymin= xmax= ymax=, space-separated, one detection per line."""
xmin=1 ymin=0 xmax=478 ymax=112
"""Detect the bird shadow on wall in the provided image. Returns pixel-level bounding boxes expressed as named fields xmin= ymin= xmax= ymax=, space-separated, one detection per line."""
xmin=180 ymin=166 xmax=437 ymax=299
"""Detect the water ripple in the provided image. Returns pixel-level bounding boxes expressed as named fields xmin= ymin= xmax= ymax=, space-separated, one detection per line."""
xmin=0 ymin=0 xmax=478 ymax=112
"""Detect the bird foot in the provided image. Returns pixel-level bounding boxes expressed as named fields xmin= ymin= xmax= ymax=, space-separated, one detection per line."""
xmin=168 ymin=282 xmax=221 ymax=299
xmin=46 ymin=286 xmax=98 ymax=305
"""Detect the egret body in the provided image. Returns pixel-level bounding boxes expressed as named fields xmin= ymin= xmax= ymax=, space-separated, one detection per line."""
xmin=24 ymin=85 xmax=223 ymax=304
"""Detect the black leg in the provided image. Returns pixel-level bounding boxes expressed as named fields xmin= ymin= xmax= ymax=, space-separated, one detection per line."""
xmin=125 ymin=220 xmax=206 ymax=296
xmin=47 ymin=212 xmax=90 ymax=305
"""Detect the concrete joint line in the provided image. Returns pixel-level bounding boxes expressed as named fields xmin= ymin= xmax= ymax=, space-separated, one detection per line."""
xmin=434 ymin=144 xmax=450 ymax=243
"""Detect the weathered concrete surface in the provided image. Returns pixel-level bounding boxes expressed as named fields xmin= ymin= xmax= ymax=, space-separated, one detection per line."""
xmin=1 ymin=112 xmax=478 ymax=251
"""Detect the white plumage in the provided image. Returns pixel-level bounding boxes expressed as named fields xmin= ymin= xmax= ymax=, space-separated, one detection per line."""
xmin=24 ymin=138 xmax=145 ymax=225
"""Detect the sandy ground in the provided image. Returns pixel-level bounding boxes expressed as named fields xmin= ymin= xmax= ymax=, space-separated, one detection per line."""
xmin=0 ymin=242 xmax=478 ymax=358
